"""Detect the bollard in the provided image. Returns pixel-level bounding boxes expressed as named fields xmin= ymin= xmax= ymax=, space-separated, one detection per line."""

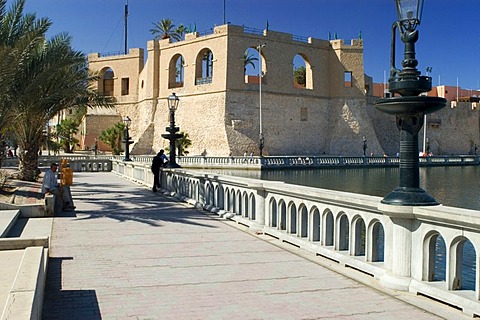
xmin=61 ymin=167 xmax=73 ymax=186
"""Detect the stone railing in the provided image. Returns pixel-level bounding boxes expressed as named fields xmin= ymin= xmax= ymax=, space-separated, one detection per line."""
xmin=1 ymin=154 xmax=477 ymax=172
xmin=112 ymin=159 xmax=480 ymax=317
xmin=174 ymin=155 xmax=478 ymax=169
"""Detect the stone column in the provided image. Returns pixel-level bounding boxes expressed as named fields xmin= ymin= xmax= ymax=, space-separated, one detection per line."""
xmin=248 ymin=183 xmax=266 ymax=227
xmin=378 ymin=204 xmax=415 ymax=291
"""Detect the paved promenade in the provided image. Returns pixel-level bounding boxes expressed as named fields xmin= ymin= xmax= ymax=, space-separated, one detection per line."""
xmin=42 ymin=172 xmax=463 ymax=320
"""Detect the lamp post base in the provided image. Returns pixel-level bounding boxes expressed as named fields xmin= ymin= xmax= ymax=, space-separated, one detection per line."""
xmin=381 ymin=187 xmax=438 ymax=206
xmin=165 ymin=162 xmax=180 ymax=169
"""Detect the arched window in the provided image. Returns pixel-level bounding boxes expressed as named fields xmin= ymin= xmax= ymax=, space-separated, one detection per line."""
xmin=169 ymin=54 xmax=184 ymax=88
xmin=244 ymin=47 xmax=266 ymax=84
xmin=195 ymin=49 xmax=213 ymax=85
xmin=293 ymin=54 xmax=313 ymax=89
xmin=101 ymin=68 xmax=114 ymax=96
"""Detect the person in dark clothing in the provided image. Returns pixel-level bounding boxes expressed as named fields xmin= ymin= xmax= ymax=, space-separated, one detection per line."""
xmin=151 ymin=149 xmax=168 ymax=192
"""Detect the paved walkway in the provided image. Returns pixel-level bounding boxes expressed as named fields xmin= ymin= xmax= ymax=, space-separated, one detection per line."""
xmin=42 ymin=172 xmax=461 ymax=320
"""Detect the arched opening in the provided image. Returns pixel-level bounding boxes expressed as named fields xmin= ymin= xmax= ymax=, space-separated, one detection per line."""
xmin=244 ymin=47 xmax=265 ymax=84
xmin=337 ymin=214 xmax=349 ymax=251
xmin=229 ymin=189 xmax=235 ymax=213
xmin=101 ymin=68 xmax=114 ymax=96
xmin=270 ymin=198 xmax=278 ymax=228
xmin=195 ymin=49 xmax=213 ymax=85
xmin=299 ymin=205 xmax=308 ymax=238
xmin=353 ymin=217 xmax=366 ymax=256
xmin=293 ymin=54 xmax=312 ymax=89
xmin=279 ymin=201 xmax=287 ymax=230
xmin=242 ymin=48 xmax=259 ymax=83
xmin=324 ymin=210 xmax=334 ymax=246
xmin=235 ymin=190 xmax=242 ymax=215
xmin=311 ymin=207 xmax=320 ymax=242
xmin=288 ymin=202 xmax=297 ymax=235
xmin=224 ymin=187 xmax=230 ymax=211
xmin=371 ymin=221 xmax=385 ymax=262
xmin=249 ymin=194 xmax=256 ymax=221
xmin=169 ymin=54 xmax=184 ymax=88
xmin=423 ymin=232 xmax=446 ymax=282
xmin=450 ymin=237 xmax=476 ymax=291
xmin=216 ymin=185 xmax=225 ymax=209
xmin=243 ymin=192 xmax=249 ymax=217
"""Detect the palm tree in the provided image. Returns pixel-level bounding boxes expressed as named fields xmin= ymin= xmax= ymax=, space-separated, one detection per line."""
xmin=99 ymin=122 xmax=125 ymax=155
xmin=244 ymin=50 xmax=258 ymax=73
xmin=174 ymin=24 xmax=186 ymax=41
xmin=150 ymin=18 xmax=176 ymax=40
xmin=55 ymin=118 xmax=79 ymax=153
xmin=0 ymin=0 xmax=113 ymax=180
xmin=176 ymin=131 xmax=192 ymax=156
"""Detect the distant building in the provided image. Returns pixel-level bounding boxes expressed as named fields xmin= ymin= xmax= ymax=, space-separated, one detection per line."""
xmin=85 ymin=24 xmax=480 ymax=156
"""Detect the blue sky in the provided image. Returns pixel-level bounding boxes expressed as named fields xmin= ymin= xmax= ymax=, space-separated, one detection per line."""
xmin=10 ymin=0 xmax=480 ymax=89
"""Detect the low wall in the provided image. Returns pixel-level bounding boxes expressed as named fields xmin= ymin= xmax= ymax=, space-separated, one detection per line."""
xmin=112 ymin=159 xmax=480 ymax=317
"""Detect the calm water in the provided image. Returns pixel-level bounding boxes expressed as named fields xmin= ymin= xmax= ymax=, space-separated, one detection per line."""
xmin=200 ymin=166 xmax=480 ymax=210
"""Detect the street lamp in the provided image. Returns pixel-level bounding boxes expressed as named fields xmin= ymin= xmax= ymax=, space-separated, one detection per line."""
xmin=123 ymin=116 xmax=133 ymax=161
xmin=94 ymin=138 xmax=98 ymax=157
xmin=375 ymin=0 xmax=446 ymax=206
xmin=257 ymin=43 xmax=266 ymax=157
xmin=362 ymin=136 xmax=367 ymax=156
xmin=161 ymin=93 xmax=182 ymax=168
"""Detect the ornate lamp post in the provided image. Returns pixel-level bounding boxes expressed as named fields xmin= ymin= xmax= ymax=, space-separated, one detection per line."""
xmin=161 ymin=93 xmax=183 ymax=168
xmin=362 ymin=136 xmax=367 ymax=156
xmin=375 ymin=0 xmax=446 ymax=206
xmin=123 ymin=116 xmax=133 ymax=161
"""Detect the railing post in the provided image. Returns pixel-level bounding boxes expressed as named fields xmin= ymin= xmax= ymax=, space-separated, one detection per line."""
xmin=378 ymin=205 xmax=415 ymax=291
xmin=249 ymin=183 xmax=266 ymax=227
xmin=197 ymin=176 xmax=206 ymax=205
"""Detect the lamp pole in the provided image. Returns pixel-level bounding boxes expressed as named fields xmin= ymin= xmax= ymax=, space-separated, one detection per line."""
xmin=257 ymin=44 xmax=266 ymax=157
xmin=123 ymin=116 xmax=133 ymax=161
xmin=161 ymin=93 xmax=182 ymax=168
xmin=362 ymin=136 xmax=367 ymax=157
xmin=375 ymin=0 xmax=446 ymax=206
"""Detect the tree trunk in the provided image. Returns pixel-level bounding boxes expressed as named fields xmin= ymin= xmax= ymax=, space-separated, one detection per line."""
xmin=18 ymin=141 xmax=40 ymax=181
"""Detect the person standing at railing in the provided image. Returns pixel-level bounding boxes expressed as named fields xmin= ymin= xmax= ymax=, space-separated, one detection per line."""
xmin=151 ymin=150 xmax=168 ymax=192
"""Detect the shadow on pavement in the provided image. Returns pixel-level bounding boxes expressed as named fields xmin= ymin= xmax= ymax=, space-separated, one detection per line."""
xmin=68 ymin=174 xmax=219 ymax=228
xmin=43 ymin=257 xmax=101 ymax=320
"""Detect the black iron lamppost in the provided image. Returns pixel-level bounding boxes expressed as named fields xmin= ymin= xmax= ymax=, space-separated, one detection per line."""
xmin=123 ymin=116 xmax=133 ymax=161
xmin=161 ymin=93 xmax=183 ymax=168
xmin=375 ymin=0 xmax=446 ymax=206
xmin=362 ymin=136 xmax=367 ymax=156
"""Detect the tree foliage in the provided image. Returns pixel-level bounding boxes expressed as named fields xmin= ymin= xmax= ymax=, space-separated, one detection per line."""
xmin=165 ymin=131 xmax=191 ymax=156
xmin=150 ymin=18 xmax=188 ymax=42
xmin=294 ymin=66 xmax=306 ymax=86
xmin=99 ymin=122 xmax=125 ymax=155
xmin=243 ymin=50 xmax=258 ymax=73
xmin=55 ymin=118 xmax=79 ymax=153
xmin=0 ymin=0 xmax=113 ymax=180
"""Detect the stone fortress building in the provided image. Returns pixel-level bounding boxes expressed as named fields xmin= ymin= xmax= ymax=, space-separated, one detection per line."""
xmin=86 ymin=24 xmax=480 ymax=156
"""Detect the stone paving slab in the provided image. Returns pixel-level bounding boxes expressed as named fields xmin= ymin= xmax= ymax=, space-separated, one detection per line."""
xmin=42 ymin=172 xmax=466 ymax=320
